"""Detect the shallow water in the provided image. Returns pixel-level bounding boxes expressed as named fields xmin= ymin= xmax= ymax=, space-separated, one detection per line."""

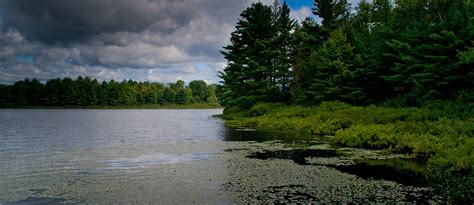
xmin=0 ymin=109 xmax=232 ymax=204
xmin=0 ymin=109 xmax=442 ymax=203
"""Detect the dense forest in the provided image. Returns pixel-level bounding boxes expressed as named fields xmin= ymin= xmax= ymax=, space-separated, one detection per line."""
xmin=0 ymin=77 xmax=218 ymax=107
xmin=220 ymin=0 xmax=473 ymax=202
xmin=219 ymin=0 xmax=473 ymax=108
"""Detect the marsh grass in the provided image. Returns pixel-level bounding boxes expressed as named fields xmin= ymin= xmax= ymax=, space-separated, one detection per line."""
xmin=223 ymin=101 xmax=474 ymax=202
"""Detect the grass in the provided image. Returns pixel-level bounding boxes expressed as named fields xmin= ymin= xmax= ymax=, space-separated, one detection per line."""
xmin=223 ymin=101 xmax=474 ymax=202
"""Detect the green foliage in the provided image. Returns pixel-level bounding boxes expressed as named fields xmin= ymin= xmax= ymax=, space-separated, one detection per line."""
xmin=335 ymin=124 xmax=396 ymax=149
xmin=220 ymin=1 xmax=474 ymax=201
xmin=221 ymin=0 xmax=473 ymax=106
xmin=312 ymin=0 xmax=350 ymax=39
xmin=291 ymin=18 xmax=321 ymax=103
xmin=188 ymin=80 xmax=220 ymax=104
xmin=379 ymin=0 xmax=474 ymax=106
xmin=0 ymin=85 xmax=12 ymax=106
xmin=219 ymin=2 xmax=296 ymax=107
xmin=306 ymin=29 xmax=365 ymax=104
xmin=0 ymin=77 xmax=218 ymax=107
xmin=188 ymin=80 xmax=208 ymax=103
xmin=224 ymin=101 xmax=474 ymax=202
xmin=248 ymin=103 xmax=285 ymax=117
xmin=427 ymin=138 xmax=474 ymax=203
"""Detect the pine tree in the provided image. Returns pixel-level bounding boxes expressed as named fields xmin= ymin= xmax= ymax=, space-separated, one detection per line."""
xmin=312 ymin=0 xmax=349 ymax=39
xmin=269 ymin=1 xmax=296 ymax=102
xmin=291 ymin=18 xmax=322 ymax=103
xmin=308 ymin=29 xmax=364 ymax=103
xmin=348 ymin=0 xmax=394 ymax=104
xmin=220 ymin=3 xmax=285 ymax=107
xmin=382 ymin=0 xmax=473 ymax=105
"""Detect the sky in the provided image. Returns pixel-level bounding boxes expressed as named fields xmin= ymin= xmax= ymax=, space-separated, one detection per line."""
xmin=0 ymin=0 xmax=362 ymax=84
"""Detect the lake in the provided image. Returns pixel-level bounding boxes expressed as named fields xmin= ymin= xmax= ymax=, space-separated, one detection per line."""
xmin=0 ymin=109 xmax=440 ymax=204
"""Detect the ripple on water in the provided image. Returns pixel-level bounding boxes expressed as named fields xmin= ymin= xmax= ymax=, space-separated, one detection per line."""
xmin=102 ymin=153 xmax=210 ymax=170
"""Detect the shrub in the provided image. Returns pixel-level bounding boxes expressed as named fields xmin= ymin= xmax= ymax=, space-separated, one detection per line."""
xmin=334 ymin=124 xmax=397 ymax=149
xmin=248 ymin=103 xmax=286 ymax=117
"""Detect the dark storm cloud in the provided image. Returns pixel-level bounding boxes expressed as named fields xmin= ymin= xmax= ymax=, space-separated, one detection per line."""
xmin=4 ymin=0 xmax=166 ymax=43
xmin=0 ymin=0 xmax=245 ymax=44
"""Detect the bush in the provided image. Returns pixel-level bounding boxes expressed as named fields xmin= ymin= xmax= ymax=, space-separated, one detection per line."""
xmin=428 ymin=140 xmax=474 ymax=203
xmin=248 ymin=103 xmax=285 ymax=117
xmin=334 ymin=124 xmax=396 ymax=149
xmin=427 ymin=145 xmax=474 ymax=204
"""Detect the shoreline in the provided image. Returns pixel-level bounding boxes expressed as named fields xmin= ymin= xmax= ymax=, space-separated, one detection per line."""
xmin=0 ymin=103 xmax=223 ymax=110
xmin=221 ymin=101 xmax=474 ymax=203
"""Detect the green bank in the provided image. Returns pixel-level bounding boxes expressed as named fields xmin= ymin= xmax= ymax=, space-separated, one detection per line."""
xmin=222 ymin=101 xmax=473 ymax=202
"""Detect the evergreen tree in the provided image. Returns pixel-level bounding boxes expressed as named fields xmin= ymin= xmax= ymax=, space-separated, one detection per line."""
xmin=61 ymin=77 xmax=79 ymax=105
xmin=220 ymin=3 xmax=278 ymax=107
xmin=11 ymin=79 xmax=29 ymax=106
xmin=382 ymin=0 xmax=473 ymax=105
xmin=348 ymin=0 xmax=394 ymax=103
xmin=0 ymin=85 xmax=12 ymax=106
xmin=26 ymin=78 xmax=45 ymax=106
xmin=220 ymin=2 xmax=297 ymax=107
xmin=312 ymin=0 xmax=349 ymax=39
xmin=269 ymin=1 xmax=296 ymax=102
xmin=45 ymin=78 xmax=63 ymax=106
xmin=308 ymin=29 xmax=364 ymax=103
xmin=291 ymin=18 xmax=322 ymax=103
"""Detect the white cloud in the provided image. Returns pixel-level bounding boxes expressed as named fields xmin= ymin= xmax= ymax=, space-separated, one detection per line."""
xmin=291 ymin=6 xmax=313 ymax=22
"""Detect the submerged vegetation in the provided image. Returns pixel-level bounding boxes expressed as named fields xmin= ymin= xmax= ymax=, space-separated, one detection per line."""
xmin=219 ymin=0 xmax=473 ymax=202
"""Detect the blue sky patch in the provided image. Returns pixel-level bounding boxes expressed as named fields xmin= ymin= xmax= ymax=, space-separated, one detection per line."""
xmin=286 ymin=0 xmax=312 ymax=10
xmin=15 ymin=55 xmax=35 ymax=64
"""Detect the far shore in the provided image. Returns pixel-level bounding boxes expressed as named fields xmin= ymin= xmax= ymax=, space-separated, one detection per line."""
xmin=0 ymin=103 xmax=223 ymax=109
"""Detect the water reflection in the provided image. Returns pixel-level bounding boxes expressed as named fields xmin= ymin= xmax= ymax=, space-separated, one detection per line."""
xmin=103 ymin=153 xmax=210 ymax=170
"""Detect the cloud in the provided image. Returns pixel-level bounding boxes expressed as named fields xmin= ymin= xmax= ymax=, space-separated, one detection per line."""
xmin=291 ymin=6 xmax=313 ymax=22
xmin=0 ymin=0 xmax=317 ymax=84
xmin=0 ymin=0 xmax=250 ymax=44
xmin=1 ymin=0 xmax=184 ymax=43
xmin=0 ymin=0 xmax=253 ymax=84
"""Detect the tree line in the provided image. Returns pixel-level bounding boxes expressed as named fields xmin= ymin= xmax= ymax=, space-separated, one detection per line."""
xmin=219 ymin=0 xmax=474 ymax=108
xmin=0 ymin=77 xmax=218 ymax=107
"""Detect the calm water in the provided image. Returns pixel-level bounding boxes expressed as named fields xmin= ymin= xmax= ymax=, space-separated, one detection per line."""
xmin=0 ymin=109 xmax=232 ymax=204
xmin=0 ymin=109 xmax=440 ymax=204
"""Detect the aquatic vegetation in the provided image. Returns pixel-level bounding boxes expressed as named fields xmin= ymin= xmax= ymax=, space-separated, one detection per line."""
xmin=223 ymin=101 xmax=474 ymax=202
